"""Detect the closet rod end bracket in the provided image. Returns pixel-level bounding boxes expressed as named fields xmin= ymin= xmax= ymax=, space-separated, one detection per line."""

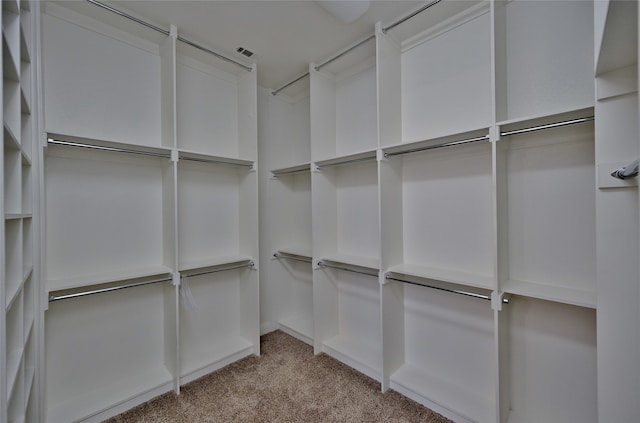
xmin=492 ymin=291 xmax=510 ymax=311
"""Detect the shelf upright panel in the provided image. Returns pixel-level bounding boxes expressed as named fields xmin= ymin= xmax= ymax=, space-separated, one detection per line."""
xmin=159 ymin=24 xmax=179 ymax=393
xmin=376 ymin=21 xmax=405 ymax=394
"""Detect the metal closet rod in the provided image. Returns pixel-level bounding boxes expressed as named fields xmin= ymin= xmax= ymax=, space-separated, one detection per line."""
xmin=385 ymin=276 xmax=509 ymax=304
xmin=182 ymin=262 xmax=254 ymax=279
xmin=271 ymin=72 xmax=310 ymax=96
xmin=85 ymin=0 xmax=252 ymax=72
xmin=314 ymin=34 xmax=376 ymax=72
xmin=272 ymin=0 xmax=443 ymax=95
xmin=500 ymin=116 xmax=594 ymax=137
xmin=317 ymin=261 xmax=379 ymax=278
xmin=382 ymin=0 xmax=443 ymax=33
xmin=48 ymin=276 xmax=172 ymax=302
xmin=273 ymin=253 xmax=312 ymax=264
xmin=48 ymin=138 xmax=171 ymax=159
xmin=271 ymin=33 xmax=375 ymax=95
xmin=272 ymin=33 xmax=376 ymax=95
xmin=384 ymin=134 xmax=490 ymax=158
xmin=179 ymin=155 xmax=254 ymax=169
xmin=316 ymin=155 xmax=377 ymax=169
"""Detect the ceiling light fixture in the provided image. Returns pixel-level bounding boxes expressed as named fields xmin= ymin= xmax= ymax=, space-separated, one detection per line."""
xmin=314 ymin=0 xmax=370 ymax=23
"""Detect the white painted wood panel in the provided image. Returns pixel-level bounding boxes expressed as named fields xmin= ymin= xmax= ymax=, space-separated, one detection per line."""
xmin=45 ymin=148 xmax=166 ymax=287
xmin=177 ymin=58 xmax=239 ymax=157
xmin=500 ymin=0 xmax=594 ymax=120
xmin=402 ymin=143 xmax=494 ymax=285
xmin=402 ymin=11 xmax=491 ymax=142
xmin=335 ymin=64 xmax=377 ymax=156
xmin=507 ymin=297 xmax=597 ymax=423
xmin=504 ymin=123 xmax=595 ymax=301
xmin=177 ymin=162 xmax=241 ymax=267
xmin=45 ymin=284 xmax=171 ymax=423
xmin=42 ymin=13 xmax=161 ymax=146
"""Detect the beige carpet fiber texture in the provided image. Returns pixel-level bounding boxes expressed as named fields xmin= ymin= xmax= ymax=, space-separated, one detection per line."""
xmin=104 ymin=330 xmax=453 ymax=423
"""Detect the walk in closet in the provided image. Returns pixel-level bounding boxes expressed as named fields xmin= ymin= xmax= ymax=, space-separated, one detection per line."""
xmin=1 ymin=0 xmax=638 ymax=422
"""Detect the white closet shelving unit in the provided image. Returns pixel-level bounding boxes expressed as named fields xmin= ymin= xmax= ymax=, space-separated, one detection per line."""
xmin=265 ymin=1 xmax=598 ymax=422
xmin=2 ymin=0 xmax=39 ymax=422
xmin=39 ymin=2 xmax=259 ymax=422
xmin=310 ymin=36 xmax=382 ymax=382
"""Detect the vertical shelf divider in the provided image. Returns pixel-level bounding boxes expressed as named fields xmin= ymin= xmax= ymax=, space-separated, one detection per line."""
xmin=160 ymin=24 xmax=180 ymax=394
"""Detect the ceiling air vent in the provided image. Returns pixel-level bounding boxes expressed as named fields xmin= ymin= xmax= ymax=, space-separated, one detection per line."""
xmin=236 ymin=47 xmax=255 ymax=58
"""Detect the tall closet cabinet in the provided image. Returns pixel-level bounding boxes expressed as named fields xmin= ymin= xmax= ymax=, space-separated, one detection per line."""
xmin=39 ymin=2 xmax=259 ymax=422
xmin=2 ymin=1 xmax=40 ymax=422
xmin=261 ymin=0 xmax=638 ymax=422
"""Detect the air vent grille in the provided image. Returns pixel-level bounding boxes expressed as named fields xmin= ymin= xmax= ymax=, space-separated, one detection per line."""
xmin=236 ymin=47 xmax=255 ymax=58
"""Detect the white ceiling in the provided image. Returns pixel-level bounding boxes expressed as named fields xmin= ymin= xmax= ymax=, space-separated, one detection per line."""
xmin=85 ymin=1 xmax=425 ymax=93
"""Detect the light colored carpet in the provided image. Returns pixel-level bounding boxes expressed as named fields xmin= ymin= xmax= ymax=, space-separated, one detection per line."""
xmin=104 ymin=330 xmax=453 ymax=422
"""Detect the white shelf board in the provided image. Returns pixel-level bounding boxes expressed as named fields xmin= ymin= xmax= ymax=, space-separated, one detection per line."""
xmin=5 ymin=263 xmax=30 ymax=309
xmin=47 ymin=265 xmax=173 ymax=293
xmin=46 ymin=132 xmax=173 ymax=158
xmin=4 ymin=213 xmax=31 ymax=220
xmin=21 ymin=147 xmax=32 ymax=166
xmin=390 ymin=362 xmax=494 ymax=423
xmin=271 ymin=162 xmax=311 ymax=177
xmin=2 ymin=32 xmax=20 ymax=82
xmin=314 ymin=149 xmax=377 ymax=169
xmin=497 ymin=105 xmax=594 ymax=134
xmin=276 ymin=246 xmax=312 ymax=261
xmin=503 ymin=279 xmax=596 ymax=309
xmin=323 ymin=333 xmax=381 ymax=382
xmin=46 ymin=365 xmax=173 ymax=423
xmin=178 ymin=256 xmax=254 ymax=273
xmin=180 ymin=335 xmax=254 ymax=380
xmin=24 ymin=364 xmax=36 ymax=408
xmin=23 ymin=311 xmax=34 ymax=342
xmin=319 ymin=253 xmax=379 ymax=271
xmin=387 ymin=263 xmax=495 ymax=290
xmin=383 ymin=127 xmax=490 ymax=155
xmin=20 ymin=85 xmax=31 ymax=115
xmin=4 ymin=121 xmax=20 ymax=149
xmin=278 ymin=314 xmax=313 ymax=346
xmin=7 ymin=348 xmax=24 ymax=401
xmin=596 ymin=0 xmax=638 ymax=76
xmin=178 ymin=149 xmax=255 ymax=168
xmin=19 ymin=16 xmax=31 ymax=63
xmin=5 ymin=280 xmax=22 ymax=310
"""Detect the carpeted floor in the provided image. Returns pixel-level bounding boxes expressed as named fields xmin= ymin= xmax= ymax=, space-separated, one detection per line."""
xmin=104 ymin=330 xmax=453 ymax=422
